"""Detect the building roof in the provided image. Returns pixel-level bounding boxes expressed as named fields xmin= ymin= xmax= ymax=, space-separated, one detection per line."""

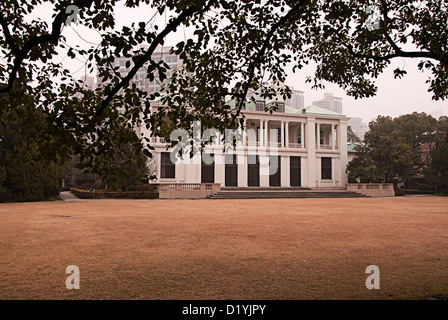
xmin=301 ymin=105 xmax=345 ymax=117
xmin=285 ymin=105 xmax=302 ymax=114
xmin=226 ymin=98 xmax=346 ymax=117
xmin=347 ymin=142 xmax=364 ymax=153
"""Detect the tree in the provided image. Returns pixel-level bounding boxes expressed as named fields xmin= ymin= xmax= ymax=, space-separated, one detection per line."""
xmin=347 ymin=125 xmax=361 ymax=143
xmin=369 ymin=135 xmax=414 ymax=184
xmin=63 ymin=154 xmax=98 ymax=189
xmin=425 ymin=120 xmax=448 ymax=193
xmin=64 ymin=127 xmax=156 ymax=191
xmin=346 ymin=144 xmax=382 ymax=183
xmin=437 ymin=116 xmax=448 ymax=136
xmin=0 ymin=117 xmax=65 ymax=202
xmin=0 ymin=0 xmax=447 ymax=166
xmin=347 ymin=114 xmax=419 ymax=185
xmin=85 ymin=132 xmax=155 ymax=192
xmin=363 ymin=113 xmax=438 ymax=185
xmin=425 ymin=137 xmax=448 ymax=194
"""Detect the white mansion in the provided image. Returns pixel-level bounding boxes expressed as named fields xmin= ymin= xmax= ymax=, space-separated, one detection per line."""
xmin=139 ymin=99 xmax=349 ymax=189
xmin=110 ymin=45 xmax=349 ymax=189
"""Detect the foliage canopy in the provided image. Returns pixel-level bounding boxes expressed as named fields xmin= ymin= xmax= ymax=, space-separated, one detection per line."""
xmin=0 ymin=0 xmax=447 ymax=165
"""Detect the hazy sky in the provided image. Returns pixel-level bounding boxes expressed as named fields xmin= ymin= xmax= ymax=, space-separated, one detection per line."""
xmin=52 ymin=3 xmax=448 ymax=125
xmin=286 ymin=58 xmax=448 ymax=123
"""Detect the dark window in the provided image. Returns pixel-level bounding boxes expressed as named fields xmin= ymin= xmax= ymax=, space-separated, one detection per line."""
xmin=269 ymin=155 xmax=281 ymax=187
xmin=298 ymin=128 xmax=302 ymax=144
xmin=290 ymin=156 xmax=301 ymax=187
xmin=276 ymin=102 xmax=285 ymax=113
xmin=256 ymin=101 xmax=265 ymax=111
xmin=321 ymin=157 xmax=332 ymax=180
xmin=161 ymin=152 xmax=175 ymax=179
xmin=320 ymin=130 xmax=324 ymax=145
xmin=247 ymin=155 xmax=260 ymax=187
xmin=225 ymin=154 xmax=238 ymax=187
xmin=201 ymin=153 xmax=215 ymax=183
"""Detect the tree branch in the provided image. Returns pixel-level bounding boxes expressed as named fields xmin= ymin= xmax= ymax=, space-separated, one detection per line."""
xmin=93 ymin=1 xmax=212 ymax=119
xmin=232 ymin=0 xmax=310 ymax=123
xmin=0 ymin=12 xmax=19 ymax=56
xmin=0 ymin=0 xmax=95 ymax=96
xmin=339 ymin=0 xmax=439 ymax=64
xmin=376 ymin=0 xmax=440 ymax=62
xmin=343 ymin=42 xmax=436 ymax=62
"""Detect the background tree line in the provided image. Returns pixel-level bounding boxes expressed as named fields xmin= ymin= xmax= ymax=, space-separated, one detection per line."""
xmin=347 ymin=112 xmax=448 ymax=193
xmin=0 ymin=1 xmax=447 ymax=200
xmin=0 ymin=107 xmax=153 ymax=202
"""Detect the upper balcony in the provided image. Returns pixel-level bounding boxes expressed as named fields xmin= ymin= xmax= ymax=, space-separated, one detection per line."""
xmin=148 ymin=120 xmax=340 ymax=153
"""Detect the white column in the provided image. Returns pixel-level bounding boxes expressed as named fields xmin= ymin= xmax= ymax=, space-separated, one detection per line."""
xmin=259 ymin=120 xmax=264 ymax=147
xmin=241 ymin=118 xmax=247 ymax=147
xmin=264 ymin=120 xmax=269 ymax=147
xmin=238 ymin=153 xmax=247 ymax=187
xmin=317 ymin=123 xmax=321 ymax=150
xmin=332 ymin=157 xmax=336 ymax=186
xmin=335 ymin=124 xmax=339 ymax=149
xmin=281 ymin=155 xmax=289 ymax=187
xmin=300 ymin=122 xmax=304 ymax=148
xmin=221 ymin=153 xmax=226 ymax=185
xmin=259 ymin=153 xmax=270 ymax=187
xmin=339 ymin=120 xmax=348 ymax=186
xmin=214 ymin=150 xmax=224 ymax=186
xmin=285 ymin=121 xmax=289 ymax=148
xmin=306 ymin=118 xmax=316 ymax=188
xmin=331 ymin=124 xmax=335 ymax=150
xmin=185 ymin=153 xmax=201 ymax=183
xmin=281 ymin=121 xmax=285 ymax=148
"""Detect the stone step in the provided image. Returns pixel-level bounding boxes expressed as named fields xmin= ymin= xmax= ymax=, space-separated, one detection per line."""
xmin=221 ymin=187 xmax=312 ymax=191
xmin=209 ymin=191 xmax=368 ymax=199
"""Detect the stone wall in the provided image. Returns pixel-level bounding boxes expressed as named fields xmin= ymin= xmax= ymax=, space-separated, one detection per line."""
xmin=158 ymin=183 xmax=221 ymax=199
xmin=347 ymin=183 xmax=395 ymax=197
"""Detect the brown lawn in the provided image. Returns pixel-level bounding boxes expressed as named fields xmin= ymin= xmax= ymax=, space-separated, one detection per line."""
xmin=0 ymin=197 xmax=447 ymax=300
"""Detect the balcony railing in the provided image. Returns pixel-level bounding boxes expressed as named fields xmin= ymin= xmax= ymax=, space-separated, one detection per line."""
xmin=246 ymin=141 xmax=262 ymax=147
xmin=316 ymin=144 xmax=339 ymax=150
xmin=268 ymin=142 xmax=282 ymax=148
xmin=288 ymin=143 xmax=303 ymax=149
xmin=152 ymin=137 xmax=343 ymax=151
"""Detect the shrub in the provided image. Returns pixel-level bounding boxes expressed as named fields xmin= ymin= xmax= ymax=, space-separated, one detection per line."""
xmin=401 ymin=189 xmax=435 ymax=195
xmin=416 ymin=183 xmax=434 ymax=191
xmin=70 ymin=188 xmax=158 ymax=199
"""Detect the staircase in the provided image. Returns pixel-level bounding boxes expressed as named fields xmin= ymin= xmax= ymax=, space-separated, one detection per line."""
xmin=208 ymin=187 xmax=368 ymax=199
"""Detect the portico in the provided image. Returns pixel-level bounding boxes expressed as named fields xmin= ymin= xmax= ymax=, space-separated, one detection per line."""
xmin=145 ymin=103 xmax=349 ymax=189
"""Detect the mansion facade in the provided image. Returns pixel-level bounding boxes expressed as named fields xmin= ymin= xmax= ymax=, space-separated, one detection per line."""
xmin=139 ymin=100 xmax=349 ymax=189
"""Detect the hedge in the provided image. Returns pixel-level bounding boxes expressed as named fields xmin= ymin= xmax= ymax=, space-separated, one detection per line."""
xmin=401 ymin=189 xmax=436 ymax=195
xmin=70 ymin=187 xmax=159 ymax=199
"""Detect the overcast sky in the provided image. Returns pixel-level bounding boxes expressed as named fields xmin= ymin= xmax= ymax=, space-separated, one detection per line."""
xmin=53 ymin=3 xmax=448 ymax=125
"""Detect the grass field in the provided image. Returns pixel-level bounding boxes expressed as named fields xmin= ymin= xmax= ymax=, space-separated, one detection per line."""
xmin=0 ymin=197 xmax=447 ymax=300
